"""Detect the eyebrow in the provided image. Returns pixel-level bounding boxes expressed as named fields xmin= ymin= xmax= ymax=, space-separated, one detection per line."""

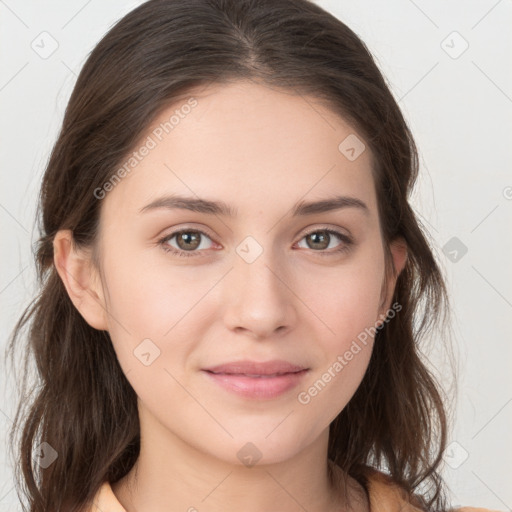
xmin=139 ymin=194 xmax=370 ymax=217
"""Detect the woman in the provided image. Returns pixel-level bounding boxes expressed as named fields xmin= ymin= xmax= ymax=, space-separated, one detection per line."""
xmin=6 ymin=0 xmax=502 ymax=511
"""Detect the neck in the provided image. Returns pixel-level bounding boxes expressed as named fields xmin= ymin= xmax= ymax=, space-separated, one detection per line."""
xmin=110 ymin=402 xmax=369 ymax=512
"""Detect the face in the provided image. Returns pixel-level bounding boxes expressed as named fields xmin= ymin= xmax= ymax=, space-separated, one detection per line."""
xmin=59 ymin=79 xmax=406 ymax=467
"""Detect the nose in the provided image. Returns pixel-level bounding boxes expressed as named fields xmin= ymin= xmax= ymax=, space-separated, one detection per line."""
xmin=222 ymin=243 xmax=298 ymax=340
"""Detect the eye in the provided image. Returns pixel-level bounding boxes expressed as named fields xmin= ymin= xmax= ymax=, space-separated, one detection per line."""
xmin=158 ymin=229 xmax=215 ymax=258
xmin=158 ymin=226 xmax=354 ymax=258
xmin=295 ymin=228 xmax=353 ymax=256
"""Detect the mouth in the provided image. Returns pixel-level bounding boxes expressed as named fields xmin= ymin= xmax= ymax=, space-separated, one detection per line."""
xmin=201 ymin=369 xmax=309 ymax=399
xmin=205 ymin=370 xmax=304 ymax=377
xmin=202 ymin=359 xmax=308 ymax=376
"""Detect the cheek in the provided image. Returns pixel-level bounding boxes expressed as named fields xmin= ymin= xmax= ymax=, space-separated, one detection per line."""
xmin=328 ymin=267 xmax=383 ymax=342
xmin=296 ymin=245 xmax=385 ymax=349
xmin=100 ymin=247 xmax=225 ymax=379
xmin=101 ymin=248 xmax=208 ymax=337
xmin=294 ymin=262 xmax=383 ymax=422
xmin=292 ymin=246 xmax=384 ymax=407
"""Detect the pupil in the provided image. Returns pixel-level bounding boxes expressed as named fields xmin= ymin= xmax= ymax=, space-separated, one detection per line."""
xmin=309 ymin=231 xmax=328 ymax=250
xmin=179 ymin=232 xmax=200 ymax=250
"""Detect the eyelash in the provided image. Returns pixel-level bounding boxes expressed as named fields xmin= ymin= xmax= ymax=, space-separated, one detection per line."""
xmin=158 ymin=227 xmax=353 ymax=258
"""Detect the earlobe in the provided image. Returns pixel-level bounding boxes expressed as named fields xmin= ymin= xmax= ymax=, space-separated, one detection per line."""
xmin=53 ymin=230 xmax=109 ymax=331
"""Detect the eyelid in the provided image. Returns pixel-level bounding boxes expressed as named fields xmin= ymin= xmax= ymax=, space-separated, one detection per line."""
xmin=158 ymin=226 xmax=217 ymax=250
xmin=158 ymin=224 xmax=351 ymax=244
xmin=158 ymin=223 xmax=354 ymax=257
xmin=295 ymin=225 xmax=354 ymax=255
xmin=157 ymin=223 xmax=217 ymax=242
xmin=298 ymin=223 xmax=352 ymax=238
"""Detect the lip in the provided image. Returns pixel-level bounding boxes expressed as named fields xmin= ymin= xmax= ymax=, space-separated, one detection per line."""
xmin=203 ymin=359 xmax=307 ymax=376
xmin=201 ymin=360 xmax=309 ymax=400
xmin=202 ymin=369 xmax=309 ymax=399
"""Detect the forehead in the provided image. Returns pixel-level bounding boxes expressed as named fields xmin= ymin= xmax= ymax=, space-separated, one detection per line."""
xmin=101 ymin=79 xmax=378 ymax=222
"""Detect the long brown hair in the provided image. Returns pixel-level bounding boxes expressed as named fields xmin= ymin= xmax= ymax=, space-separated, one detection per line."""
xmin=5 ymin=0 xmax=456 ymax=510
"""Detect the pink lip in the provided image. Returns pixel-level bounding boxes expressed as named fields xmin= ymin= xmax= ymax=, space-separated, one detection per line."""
xmin=202 ymin=369 xmax=309 ymax=399
xmin=201 ymin=360 xmax=309 ymax=400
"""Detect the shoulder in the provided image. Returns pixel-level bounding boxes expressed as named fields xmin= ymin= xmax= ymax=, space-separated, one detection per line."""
xmin=364 ymin=467 xmax=504 ymax=512
xmin=88 ymin=472 xmax=504 ymax=512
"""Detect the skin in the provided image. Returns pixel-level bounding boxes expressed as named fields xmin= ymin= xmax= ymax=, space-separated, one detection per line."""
xmin=54 ymin=79 xmax=407 ymax=512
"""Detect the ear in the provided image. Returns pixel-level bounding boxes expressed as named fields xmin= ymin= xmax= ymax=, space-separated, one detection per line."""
xmin=53 ymin=229 xmax=109 ymax=331
xmin=376 ymin=236 xmax=408 ymax=326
